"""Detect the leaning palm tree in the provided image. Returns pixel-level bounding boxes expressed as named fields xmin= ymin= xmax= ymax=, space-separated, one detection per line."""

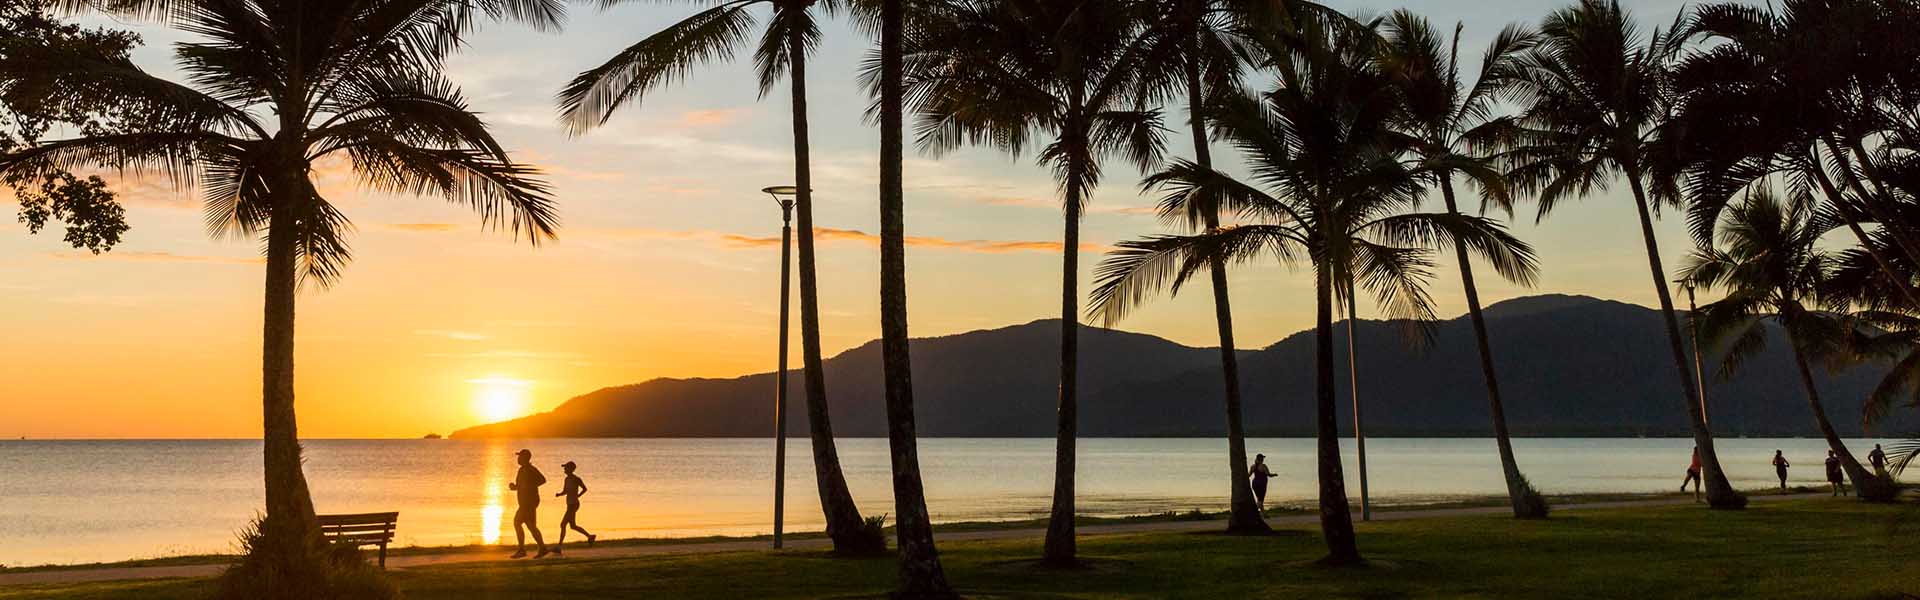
xmin=1505 ymin=0 xmax=1746 ymax=509
xmin=1669 ymin=0 xmax=1920 ymax=308
xmin=901 ymin=0 xmax=1166 ymax=565
xmin=872 ymin=0 xmax=955 ymax=593
xmin=1378 ymin=10 xmax=1549 ymax=518
xmin=0 ymin=0 xmax=561 ymax=580
xmin=1680 ymin=187 xmax=1899 ymax=500
xmin=557 ymin=0 xmax=880 ymax=552
xmin=1091 ymin=15 xmax=1538 ymax=565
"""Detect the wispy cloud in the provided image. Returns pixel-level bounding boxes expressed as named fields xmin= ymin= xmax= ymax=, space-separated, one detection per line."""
xmin=579 ymin=226 xmax=1095 ymax=253
xmin=383 ymin=223 xmax=462 ymax=233
xmin=679 ymin=108 xmax=747 ymax=127
xmin=415 ymin=329 xmax=490 ymax=341
xmin=979 ymin=196 xmax=1158 ymax=216
xmin=45 ymin=250 xmax=263 ymax=265
xmin=426 ymin=349 xmax=590 ymax=361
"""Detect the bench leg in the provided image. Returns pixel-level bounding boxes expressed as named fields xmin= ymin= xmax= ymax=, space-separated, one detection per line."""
xmin=378 ymin=542 xmax=387 ymax=569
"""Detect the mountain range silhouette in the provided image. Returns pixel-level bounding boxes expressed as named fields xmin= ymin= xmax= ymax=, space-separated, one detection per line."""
xmin=452 ymin=294 xmax=1917 ymax=438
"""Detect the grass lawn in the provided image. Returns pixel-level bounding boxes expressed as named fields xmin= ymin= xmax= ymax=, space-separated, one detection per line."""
xmin=5 ymin=498 xmax=1916 ymax=599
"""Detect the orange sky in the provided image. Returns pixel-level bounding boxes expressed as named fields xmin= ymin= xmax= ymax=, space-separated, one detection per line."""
xmin=0 ymin=0 xmax=1705 ymax=438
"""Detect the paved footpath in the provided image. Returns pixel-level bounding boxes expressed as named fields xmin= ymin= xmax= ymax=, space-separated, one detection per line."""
xmin=0 ymin=492 xmax=1827 ymax=587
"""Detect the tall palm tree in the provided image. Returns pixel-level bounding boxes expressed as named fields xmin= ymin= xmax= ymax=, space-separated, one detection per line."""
xmin=1378 ymin=10 xmax=1549 ymax=519
xmin=1124 ymin=0 xmax=1277 ymax=535
xmin=874 ymin=0 xmax=954 ymax=593
xmin=0 ymin=0 xmax=561 ymax=557
xmin=1090 ymin=15 xmax=1538 ymax=565
xmin=1505 ymin=0 xmax=1746 ymax=509
xmin=1123 ymin=0 xmax=1351 ymax=536
xmin=557 ymin=0 xmax=881 ymax=552
xmin=901 ymin=0 xmax=1166 ymax=565
xmin=1679 ymin=187 xmax=1899 ymax=500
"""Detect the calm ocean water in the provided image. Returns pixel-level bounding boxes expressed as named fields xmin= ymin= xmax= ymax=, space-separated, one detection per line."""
xmin=0 ymin=437 xmax=1892 ymax=566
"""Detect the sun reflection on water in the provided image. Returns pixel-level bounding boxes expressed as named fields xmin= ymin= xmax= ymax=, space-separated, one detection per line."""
xmin=480 ymin=440 xmax=508 ymax=545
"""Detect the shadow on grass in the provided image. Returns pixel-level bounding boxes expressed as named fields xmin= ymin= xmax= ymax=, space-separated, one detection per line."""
xmin=1184 ymin=528 xmax=1312 ymax=539
xmin=979 ymin=556 xmax=1135 ymax=573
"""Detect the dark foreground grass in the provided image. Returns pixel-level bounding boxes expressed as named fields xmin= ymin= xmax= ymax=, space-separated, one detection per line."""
xmin=6 ymin=498 xmax=1916 ymax=599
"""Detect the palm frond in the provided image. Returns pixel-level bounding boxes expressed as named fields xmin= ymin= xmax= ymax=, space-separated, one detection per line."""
xmin=555 ymin=0 xmax=760 ymax=134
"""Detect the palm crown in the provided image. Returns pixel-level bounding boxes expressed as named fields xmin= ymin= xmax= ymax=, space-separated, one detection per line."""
xmin=1090 ymin=16 xmax=1537 ymax=339
xmin=0 ymin=0 xmax=562 ymax=282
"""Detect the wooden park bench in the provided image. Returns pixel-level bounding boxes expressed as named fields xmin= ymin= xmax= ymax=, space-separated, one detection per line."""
xmin=318 ymin=512 xmax=399 ymax=568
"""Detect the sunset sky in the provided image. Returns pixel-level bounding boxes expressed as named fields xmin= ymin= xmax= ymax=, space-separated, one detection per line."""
xmin=1 ymin=0 xmax=1703 ymax=438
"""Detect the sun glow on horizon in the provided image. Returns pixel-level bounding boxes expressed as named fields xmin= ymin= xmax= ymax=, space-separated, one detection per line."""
xmin=469 ymin=376 xmax=533 ymax=424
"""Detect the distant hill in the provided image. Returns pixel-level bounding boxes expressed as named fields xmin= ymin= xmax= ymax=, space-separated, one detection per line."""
xmin=452 ymin=294 xmax=1919 ymax=439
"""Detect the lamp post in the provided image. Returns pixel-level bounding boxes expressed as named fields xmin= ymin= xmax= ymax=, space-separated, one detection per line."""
xmin=1345 ymin=283 xmax=1369 ymax=522
xmin=1685 ymin=284 xmax=1709 ymax=429
xmin=763 ymin=185 xmax=798 ymax=549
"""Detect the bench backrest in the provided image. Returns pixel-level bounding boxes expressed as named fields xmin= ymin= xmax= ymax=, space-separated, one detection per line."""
xmin=317 ymin=512 xmax=399 ymax=547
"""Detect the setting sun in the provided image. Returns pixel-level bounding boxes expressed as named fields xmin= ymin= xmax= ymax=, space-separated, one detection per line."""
xmin=469 ymin=376 xmax=532 ymax=423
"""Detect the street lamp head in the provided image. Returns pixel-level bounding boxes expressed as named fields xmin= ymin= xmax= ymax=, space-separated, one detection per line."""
xmin=761 ymin=185 xmax=803 ymax=211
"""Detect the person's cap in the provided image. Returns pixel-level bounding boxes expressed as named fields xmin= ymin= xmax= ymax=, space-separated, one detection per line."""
xmin=1255 ymin=453 xmax=1265 ymax=459
xmin=562 ymin=461 xmax=577 ymax=469
xmin=516 ymin=448 xmax=532 ymax=457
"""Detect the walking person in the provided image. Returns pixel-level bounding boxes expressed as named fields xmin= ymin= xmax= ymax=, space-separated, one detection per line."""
xmin=1249 ymin=453 xmax=1275 ymax=510
xmin=1771 ymin=450 xmax=1790 ymax=492
xmin=508 ymin=448 xmax=550 ymax=558
xmin=1825 ymin=450 xmax=1847 ymax=497
xmin=554 ymin=461 xmax=596 ymax=554
xmin=1680 ymin=446 xmax=1703 ymax=501
xmin=1868 ymin=444 xmax=1888 ymax=478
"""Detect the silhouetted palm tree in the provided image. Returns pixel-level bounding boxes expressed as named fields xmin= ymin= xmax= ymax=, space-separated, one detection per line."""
xmin=1680 ymin=187 xmax=1899 ymax=500
xmin=1378 ymin=10 xmax=1548 ymax=518
xmin=874 ymin=0 xmax=954 ymax=593
xmin=1669 ymin=0 xmax=1920 ymax=307
xmin=0 ymin=0 xmax=561 ymax=558
xmin=1124 ymin=0 xmax=1300 ymax=535
xmin=1505 ymin=0 xmax=1746 ymax=509
xmin=557 ymin=0 xmax=880 ymax=552
xmin=901 ymin=0 xmax=1166 ymax=565
xmin=1092 ymin=15 xmax=1538 ymax=565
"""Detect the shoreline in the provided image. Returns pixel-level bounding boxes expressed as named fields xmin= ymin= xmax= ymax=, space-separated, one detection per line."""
xmin=0 ymin=486 xmax=1828 ymax=573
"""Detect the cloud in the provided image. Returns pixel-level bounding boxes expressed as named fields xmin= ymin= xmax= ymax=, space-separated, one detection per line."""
xmin=415 ymin=329 xmax=490 ymax=341
xmin=585 ymin=226 xmax=1088 ymax=253
xmin=45 ymin=250 xmax=263 ymax=265
xmin=425 ymin=350 xmax=590 ymax=361
xmin=979 ymin=196 xmax=1158 ymax=216
xmin=384 ymin=223 xmax=462 ymax=233
xmin=679 ymin=108 xmax=747 ymax=127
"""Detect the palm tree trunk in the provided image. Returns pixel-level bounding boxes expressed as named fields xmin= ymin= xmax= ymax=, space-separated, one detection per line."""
xmin=1785 ymin=325 xmax=1897 ymax=501
xmin=787 ymin=32 xmax=870 ymax=553
xmin=1439 ymin=178 xmax=1541 ymax=518
xmin=1185 ymin=49 xmax=1268 ymax=536
xmin=1625 ymin=172 xmax=1744 ymax=509
xmin=261 ymin=199 xmax=318 ymax=545
xmin=1314 ymin=261 xmax=1362 ymax=565
xmin=1042 ymin=159 xmax=1084 ymax=566
xmin=878 ymin=2 xmax=956 ymax=591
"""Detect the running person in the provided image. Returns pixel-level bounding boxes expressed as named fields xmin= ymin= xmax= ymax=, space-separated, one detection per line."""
xmin=1680 ymin=446 xmax=1703 ymax=501
xmin=554 ymin=461 xmax=595 ymax=554
xmin=1249 ymin=454 xmax=1275 ymax=509
xmin=508 ymin=448 xmax=549 ymax=559
xmin=1825 ymin=450 xmax=1847 ymax=496
xmin=1771 ymin=450 xmax=1790 ymax=492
